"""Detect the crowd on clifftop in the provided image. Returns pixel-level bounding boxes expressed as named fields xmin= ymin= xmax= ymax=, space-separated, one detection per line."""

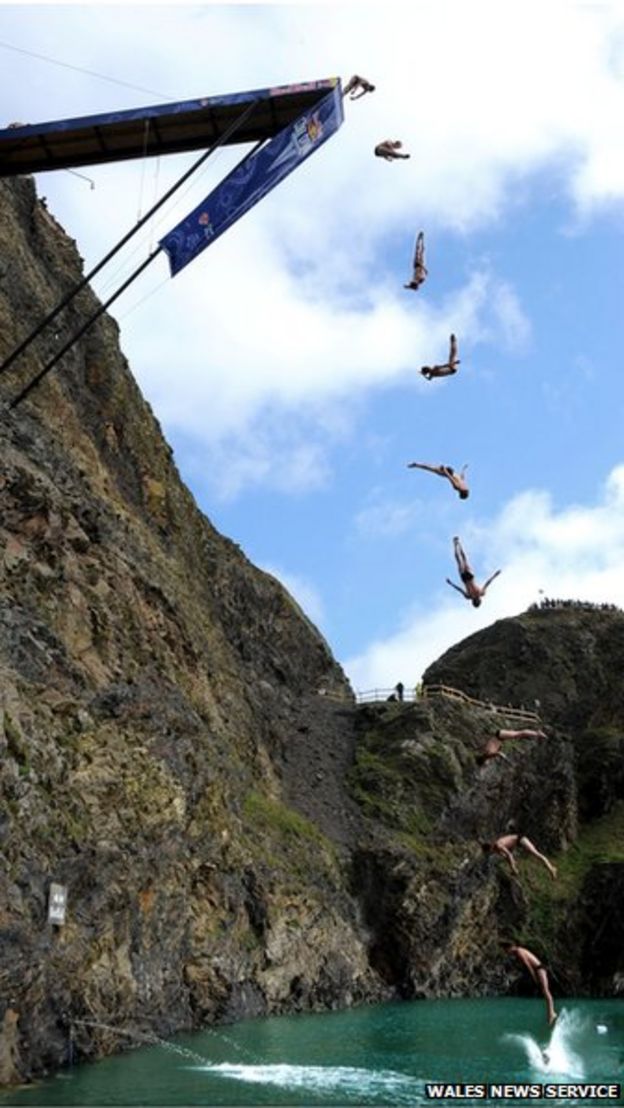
xmin=528 ymin=598 xmax=621 ymax=613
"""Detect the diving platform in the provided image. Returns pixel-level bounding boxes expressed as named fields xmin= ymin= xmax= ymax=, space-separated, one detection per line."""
xmin=0 ymin=77 xmax=345 ymax=406
xmin=0 ymin=78 xmax=339 ymax=177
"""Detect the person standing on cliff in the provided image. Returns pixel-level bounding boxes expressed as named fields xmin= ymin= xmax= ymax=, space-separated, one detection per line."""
xmin=477 ymin=727 xmax=547 ymax=765
xmin=446 ymin=536 xmax=501 ymax=607
xmin=504 ymin=943 xmax=558 ymax=1026
xmin=482 ymin=833 xmax=557 ymax=880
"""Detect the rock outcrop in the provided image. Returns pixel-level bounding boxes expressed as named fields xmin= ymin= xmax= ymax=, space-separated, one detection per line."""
xmin=422 ymin=607 xmax=624 ymax=995
xmin=1 ymin=177 xmax=622 ymax=1087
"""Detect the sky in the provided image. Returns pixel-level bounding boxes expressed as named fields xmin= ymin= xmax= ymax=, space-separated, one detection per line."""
xmin=1 ymin=1 xmax=624 ymax=694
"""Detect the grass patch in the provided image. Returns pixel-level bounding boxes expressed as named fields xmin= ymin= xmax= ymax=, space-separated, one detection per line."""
xmin=348 ymin=746 xmax=433 ymax=837
xmin=348 ymin=728 xmax=461 ymax=835
xmin=4 ymin=711 xmax=29 ymax=768
xmin=521 ymin=801 xmax=624 ymax=951
xmin=243 ymin=791 xmax=326 ymax=845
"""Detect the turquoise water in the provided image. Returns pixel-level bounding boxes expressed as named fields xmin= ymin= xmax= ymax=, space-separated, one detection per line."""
xmin=2 ymin=999 xmax=622 ymax=1107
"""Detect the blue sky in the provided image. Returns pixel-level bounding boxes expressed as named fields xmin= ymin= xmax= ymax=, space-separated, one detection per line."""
xmin=2 ymin=2 xmax=624 ymax=691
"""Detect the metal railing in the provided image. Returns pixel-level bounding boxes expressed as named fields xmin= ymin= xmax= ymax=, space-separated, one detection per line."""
xmin=422 ymin=683 xmax=541 ymax=724
xmin=354 ymin=687 xmax=418 ymax=704
xmin=351 ymin=683 xmax=541 ymax=724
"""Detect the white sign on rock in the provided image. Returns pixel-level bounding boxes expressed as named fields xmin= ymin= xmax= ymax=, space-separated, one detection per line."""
xmin=47 ymin=883 xmax=68 ymax=925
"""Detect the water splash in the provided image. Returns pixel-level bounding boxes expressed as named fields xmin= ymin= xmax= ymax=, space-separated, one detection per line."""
xmin=189 ymin=1061 xmax=418 ymax=1101
xmin=504 ymin=1009 xmax=585 ymax=1078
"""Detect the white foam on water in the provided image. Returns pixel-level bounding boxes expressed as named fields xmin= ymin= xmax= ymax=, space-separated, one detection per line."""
xmin=504 ymin=1009 xmax=585 ymax=1079
xmin=189 ymin=1061 xmax=416 ymax=1098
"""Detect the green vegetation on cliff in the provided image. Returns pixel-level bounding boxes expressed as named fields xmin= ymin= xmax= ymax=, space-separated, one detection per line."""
xmin=521 ymin=800 xmax=624 ymax=955
xmin=242 ymin=790 xmax=340 ymax=882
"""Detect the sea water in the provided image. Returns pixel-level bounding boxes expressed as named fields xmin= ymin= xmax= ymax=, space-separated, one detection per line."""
xmin=1 ymin=998 xmax=622 ymax=1107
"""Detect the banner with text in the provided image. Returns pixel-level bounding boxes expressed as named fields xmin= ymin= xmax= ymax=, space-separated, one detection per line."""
xmin=160 ymin=85 xmax=343 ymax=276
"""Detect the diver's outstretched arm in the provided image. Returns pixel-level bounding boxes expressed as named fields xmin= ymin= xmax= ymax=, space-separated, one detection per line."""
xmin=482 ymin=569 xmax=502 ymax=593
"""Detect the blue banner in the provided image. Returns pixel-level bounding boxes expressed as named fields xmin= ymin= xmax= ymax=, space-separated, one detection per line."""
xmin=159 ymin=86 xmax=343 ymax=277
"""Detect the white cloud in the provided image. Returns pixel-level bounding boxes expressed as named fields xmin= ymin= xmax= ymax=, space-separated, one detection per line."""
xmin=345 ymin=464 xmax=624 ymax=689
xmin=174 ymin=417 xmax=333 ymax=501
xmin=488 ymin=282 xmax=532 ymax=353
xmin=115 ymin=255 xmax=525 ymax=501
xmin=14 ymin=6 xmax=624 ymax=238
xmin=354 ymin=494 xmax=422 ymax=539
xmin=123 ymin=258 xmax=520 ymax=444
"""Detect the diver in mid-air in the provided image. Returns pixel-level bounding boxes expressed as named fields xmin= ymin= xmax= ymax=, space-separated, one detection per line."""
xmin=343 ymin=74 xmax=376 ymax=99
xmin=446 ymin=535 xmax=500 ymax=608
xmin=374 ymin=139 xmax=410 ymax=161
xmin=477 ymin=727 xmax=548 ymax=765
xmin=482 ymin=833 xmax=557 ymax=880
xmin=404 ymin=231 xmax=428 ymax=290
xmin=421 ymin=334 xmax=460 ymax=379
xmin=407 ymin=461 xmax=469 ymax=499
xmin=504 ymin=944 xmax=558 ymax=1026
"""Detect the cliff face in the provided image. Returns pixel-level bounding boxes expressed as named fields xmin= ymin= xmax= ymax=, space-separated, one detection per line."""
xmin=423 ymin=605 xmax=624 ymax=737
xmin=0 ymin=177 xmax=382 ymax=1086
xmin=423 ymin=606 xmax=624 ymax=822
xmin=0 ymin=178 xmax=622 ymax=1088
xmin=421 ymin=607 xmax=624 ymax=996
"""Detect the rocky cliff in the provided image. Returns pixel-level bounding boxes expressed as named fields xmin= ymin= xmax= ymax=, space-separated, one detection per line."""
xmin=0 ymin=177 xmax=622 ymax=1088
xmin=422 ymin=606 xmax=624 ymax=996
xmin=0 ymin=176 xmax=383 ymax=1086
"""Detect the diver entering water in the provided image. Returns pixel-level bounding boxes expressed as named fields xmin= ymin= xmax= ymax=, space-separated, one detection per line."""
xmin=504 ymin=944 xmax=558 ymax=1026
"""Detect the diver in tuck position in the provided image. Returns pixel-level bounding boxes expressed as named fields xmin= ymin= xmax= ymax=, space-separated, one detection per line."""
xmin=342 ymin=74 xmax=376 ymax=99
xmin=374 ymin=139 xmax=411 ymax=160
